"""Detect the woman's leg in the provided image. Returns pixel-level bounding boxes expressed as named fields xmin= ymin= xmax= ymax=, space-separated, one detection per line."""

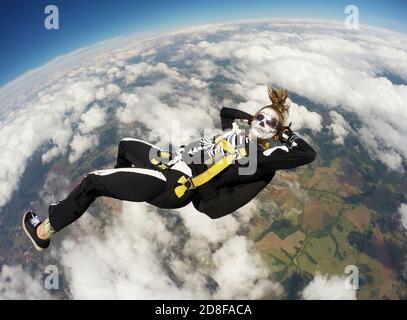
xmin=47 ymin=167 xmax=167 ymax=233
xmin=115 ymin=138 xmax=161 ymax=169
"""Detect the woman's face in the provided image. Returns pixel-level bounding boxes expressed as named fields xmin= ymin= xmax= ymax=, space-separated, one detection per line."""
xmin=250 ymin=108 xmax=279 ymax=140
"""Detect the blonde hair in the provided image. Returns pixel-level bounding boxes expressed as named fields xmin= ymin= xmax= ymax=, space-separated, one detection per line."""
xmin=258 ymin=84 xmax=290 ymax=131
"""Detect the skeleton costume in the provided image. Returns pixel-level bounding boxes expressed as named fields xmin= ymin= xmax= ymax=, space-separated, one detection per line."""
xmin=23 ymin=107 xmax=316 ymax=250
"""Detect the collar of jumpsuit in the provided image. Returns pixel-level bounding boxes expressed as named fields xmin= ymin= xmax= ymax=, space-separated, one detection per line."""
xmin=249 ymin=108 xmax=279 ymax=140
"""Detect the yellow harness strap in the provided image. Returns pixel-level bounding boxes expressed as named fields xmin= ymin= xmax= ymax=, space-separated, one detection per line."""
xmin=174 ymin=138 xmax=247 ymax=198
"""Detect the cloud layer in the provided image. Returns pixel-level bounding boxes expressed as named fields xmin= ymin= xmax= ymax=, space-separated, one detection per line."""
xmin=56 ymin=201 xmax=280 ymax=299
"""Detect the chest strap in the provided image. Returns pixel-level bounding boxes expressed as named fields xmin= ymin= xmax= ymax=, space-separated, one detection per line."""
xmin=174 ymin=138 xmax=247 ymax=198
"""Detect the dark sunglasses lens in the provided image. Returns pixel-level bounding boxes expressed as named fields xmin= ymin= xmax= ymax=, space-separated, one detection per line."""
xmin=255 ymin=113 xmax=264 ymax=121
xmin=266 ymin=118 xmax=277 ymax=127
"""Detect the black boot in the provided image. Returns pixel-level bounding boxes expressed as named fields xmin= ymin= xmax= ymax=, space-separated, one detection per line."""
xmin=22 ymin=210 xmax=50 ymax=251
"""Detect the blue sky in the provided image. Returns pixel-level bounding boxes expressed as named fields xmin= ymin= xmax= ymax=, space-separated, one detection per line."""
xmin=0 ymin=0 xmax=406 ymax=86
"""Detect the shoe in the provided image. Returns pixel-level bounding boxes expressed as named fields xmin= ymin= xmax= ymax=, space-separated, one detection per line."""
xmin=22 ymin=210 xmax=50 ymax=251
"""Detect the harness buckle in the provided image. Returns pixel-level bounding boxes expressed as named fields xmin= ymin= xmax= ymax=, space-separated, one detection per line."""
xmin=184 ymin=177 xmax=196 ymax=190
xmin=174 ymin=175 xmax=195 ymax=198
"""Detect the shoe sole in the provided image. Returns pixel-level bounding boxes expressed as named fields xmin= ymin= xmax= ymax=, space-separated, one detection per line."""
xmin=22 ymin=211 xmax=45 ymax=252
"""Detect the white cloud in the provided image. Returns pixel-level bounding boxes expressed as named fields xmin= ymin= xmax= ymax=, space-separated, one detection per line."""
xmin=140 ymin=48 xmax=157 ymax=57
xmin=0 ymin=77 xmax=108 ymax=206
xmin=398 ymin=203 xmax=407 ymax=233
xmin=38 ymin=171 xmax=71 ymax=208
xmin=56 ymin=201 xmax=280 ymax=299
xmin=190 ymin=77 xmax=208 ymax=89
xmin=301 ymin=274 xmax=357 ymax=300
xmin=287 ymin=101 xmax=322 ymax=132
xmin=193 ymin=59 xmax=219 ymax=79
xmin=0 ymin=265 xmax=51 ymax=300
xmin=0 ymin=36 xmax=130 ymax=115
xmin=235 ymin=97 xmax=322 ymax=132
xmin=211 ymin=236 xmax=281 ymax=299
xmin=78 ymin=104 xmax=107 ymax=134
xmin=177 ymin=206 xmax=241 ymax=244
xmin=359 ymin=126 xmax=403 ymax=171
xmin=68 ymin=134 xmax=98 ymax=163
xmin=95 ymin=83 xmax=121 ymax=100
xmin=123 ymin=61 xmax=184 ymax=85
xmin=328 ymin=110 xmax=352 ymax=145
xmin=115 ymin=68 xmax=216 ymax=148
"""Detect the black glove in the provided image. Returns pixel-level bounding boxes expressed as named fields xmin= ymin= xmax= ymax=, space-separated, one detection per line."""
xmin=277 ymin=122 xmax=298 ymax=148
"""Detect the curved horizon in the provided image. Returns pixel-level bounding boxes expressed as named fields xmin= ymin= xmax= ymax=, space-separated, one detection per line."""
xmin=2 ymin=15 xmax=407 ymax=97
xmin=1 ymin=0 xmax=406 ymax=85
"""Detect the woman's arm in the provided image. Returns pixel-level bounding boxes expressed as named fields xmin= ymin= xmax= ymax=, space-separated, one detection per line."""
xmin=255 ymin=135 xmax=317 ymax=171
xmin=220 ymin=107 xmax=253 ymax=130
xmin=192 ymin=176 xmax=272 ymax=219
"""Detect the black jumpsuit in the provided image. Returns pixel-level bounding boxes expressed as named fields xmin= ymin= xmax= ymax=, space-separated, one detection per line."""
xmin=48 ymin=107 xmax=316 ymax=232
